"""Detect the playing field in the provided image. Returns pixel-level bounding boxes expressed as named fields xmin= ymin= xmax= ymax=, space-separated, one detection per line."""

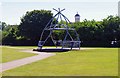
xmin=2 ymin=47 xmax=118 ymax=76
xmin=1 ymin=46 xmax=37 ymax=63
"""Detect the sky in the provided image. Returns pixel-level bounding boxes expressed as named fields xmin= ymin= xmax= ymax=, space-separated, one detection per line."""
xmin=1 ymin=0 xmax=120 ymax=25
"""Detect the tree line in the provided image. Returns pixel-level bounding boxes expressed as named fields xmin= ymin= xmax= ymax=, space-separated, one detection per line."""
xmin=1 ymin=10 xmax=120 ymax=47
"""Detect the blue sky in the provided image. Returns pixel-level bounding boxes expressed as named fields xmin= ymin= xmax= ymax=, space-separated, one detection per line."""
xmin=1 ymin=0 xmax=119 ymax=25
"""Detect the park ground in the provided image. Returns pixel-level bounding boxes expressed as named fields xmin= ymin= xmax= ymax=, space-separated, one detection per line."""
xmin=0 ymin=46 xmax=119 ymax=76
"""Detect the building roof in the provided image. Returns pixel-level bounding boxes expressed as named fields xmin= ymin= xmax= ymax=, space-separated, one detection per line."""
xmin=75 ymin=13 xmax=80 ymax=17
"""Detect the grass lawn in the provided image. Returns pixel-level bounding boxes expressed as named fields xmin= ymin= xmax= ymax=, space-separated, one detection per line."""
xmin=2 ymin=48 xmax=118 ymax=76
xmin=1 ymin=46 xmax=37 ymax=63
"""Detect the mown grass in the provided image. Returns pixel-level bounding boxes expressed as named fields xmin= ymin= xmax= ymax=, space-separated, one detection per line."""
xmin=2 ymin=48 xmax=118 ymax=76
xmin=2 ymin=46 xmax=37 ymax=63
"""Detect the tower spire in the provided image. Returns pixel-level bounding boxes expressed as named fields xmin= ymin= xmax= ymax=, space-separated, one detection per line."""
xmin=75 ymin=12 xmax=80 ymax=22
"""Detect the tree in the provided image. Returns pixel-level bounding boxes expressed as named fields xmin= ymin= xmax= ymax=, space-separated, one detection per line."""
xmin=0 ymin=21 xmax=7 ymax=30
xmin=2 ymin=25 xmax=19 ymax=45
xmin=102 ymin=16 xmax=120 ymax=41
xmin=18 ymin=10 xmax=53 ymax=45
xmin=74 ymin=16 xmax=120 ymax=47
xmin=0 ymin=30 xmax=2 ymax=44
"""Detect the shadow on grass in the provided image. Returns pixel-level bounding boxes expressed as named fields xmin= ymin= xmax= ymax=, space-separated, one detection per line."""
xmin=33 ymin=48 xmax=70 ymax=52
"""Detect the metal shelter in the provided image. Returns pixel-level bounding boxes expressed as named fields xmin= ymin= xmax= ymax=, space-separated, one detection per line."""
xmin=37 ymin=8 xmax=81 ymax=50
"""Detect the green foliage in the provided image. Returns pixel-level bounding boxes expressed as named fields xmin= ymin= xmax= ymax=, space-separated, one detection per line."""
xmin=102 ymin=16 xmax=120 ymax=41
xmin=2 ymin=25 xmax=19 ymax=45
xmin=1 ymin=11 xmax=120 ymax=47
xmin=2 ymin=25 xmax=18 ymax=45
xmin=0 ymin=30 xmax=2 ymax=44
xmin=72 ymin=16 xmax=120 ymax=47
xmin=0 ymin=21 xmax=7 ymax=30
xmin=75 ymin=20 xmax=103 ymax=41
xmin=18 ymin=10 xmax=53 ymax=45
